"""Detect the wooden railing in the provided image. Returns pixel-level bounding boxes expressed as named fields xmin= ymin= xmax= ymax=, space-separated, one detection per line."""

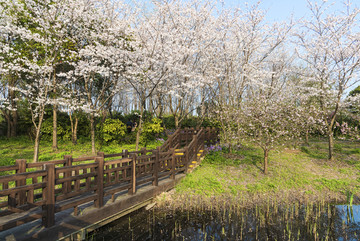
xmin=0 ymin=127 xmax=218 ymax=231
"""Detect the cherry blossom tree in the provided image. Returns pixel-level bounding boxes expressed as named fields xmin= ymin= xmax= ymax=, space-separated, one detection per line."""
xmin=65 ymin=0 xmax=130 ymax=154
xmin=209 ymin=3 xmax=294 ymax=148
xmin=0 ymin=0 xmax=73 ymax=162
xmin=125 ymin=0 xmax=217 ymax=149
xmin=0 ymin=0 xmax=130 ymax=160
xmin=296 ymin=0 xmax=360 ymax=160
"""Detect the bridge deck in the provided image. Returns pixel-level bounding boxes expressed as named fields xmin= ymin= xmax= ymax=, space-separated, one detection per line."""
xmin=0 ymin=174 xmax=185 ymax=241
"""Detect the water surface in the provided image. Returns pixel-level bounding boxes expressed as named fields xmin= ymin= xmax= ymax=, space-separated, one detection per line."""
xmin=89 ymin=203 xmax=360 ymax=240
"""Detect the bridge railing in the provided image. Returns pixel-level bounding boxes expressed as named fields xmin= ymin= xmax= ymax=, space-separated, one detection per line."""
xmin=0 ymin=127 xmax=218 ymax=231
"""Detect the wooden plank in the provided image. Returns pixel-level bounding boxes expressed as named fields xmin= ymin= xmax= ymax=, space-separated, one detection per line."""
xmin=136 ymin=177 xmax=154 ymax=186
xmin=171 ymin=149 xmax=176 ymax=179
xmin=128 ymin=155 xmax=137 ymax=195
xmin=56 ymin=163 xmax=98 ymax=174
xmin=105 ymin=164 xmax=110 ymax=185
xmin=27 ymin=159 xmax=66 ymax=168
xmin=104 ymin=153 xmax=123 ymax=158
xmin=103 ymin=166 xmax=129 ymax=174
xmin=104 ymin=158 xmax=131 ymax=166
xmin=104 ymin=184 xmax=131 ymax=196
xmin=43 ymin=163 xmax=55 ymax=228
xmin=75 ymin=169 xmax=80 ymax=192
xmin=55 ymin=194 xmax=98 ymax=212
xmin=55 ymin=186 xmax=97 ymax=202
xmin=103 ymin=177 xmax=131 ymax=188
xmin=72 ymin=156 xmax=97 ymax=162
xmin=95 ymin=157 xmax=104 ymax=208
xmin=55 ymin=172 xmax=96 ymax=184
xmin=0 ymin=170 xmax=47 ymax=183
xmin=0 ymin=183 xmax=46 ymax=196
xmin=16 ymin=159 xmax=27 ymax=206
xmin=63 ymin=155 xmax=73 ymax=194
xmin=0 ymin=165 xmax=18 ymax=172
xmin=0 ymin=213 xmax=42 ymax=232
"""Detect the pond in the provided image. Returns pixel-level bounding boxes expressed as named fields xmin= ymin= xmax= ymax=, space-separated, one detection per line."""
xmin=89 ymin=202 xmax=360 ymax=240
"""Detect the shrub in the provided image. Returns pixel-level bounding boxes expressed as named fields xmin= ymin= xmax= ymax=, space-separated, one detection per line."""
xmin=41 ymin=118 xmax=67 ymax=141
xmin=141 ymin=118 xmax=164 ymax=145
xmin=100 ymin=119 xmax=127 ymax=143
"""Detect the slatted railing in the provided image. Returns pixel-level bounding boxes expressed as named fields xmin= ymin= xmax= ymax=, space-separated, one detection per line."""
xmin=0 ymin=127 xmax=218 ymax=231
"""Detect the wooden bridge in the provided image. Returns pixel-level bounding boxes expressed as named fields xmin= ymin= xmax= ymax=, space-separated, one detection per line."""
xmin=0 ymin=128 xmax=217 ymax=240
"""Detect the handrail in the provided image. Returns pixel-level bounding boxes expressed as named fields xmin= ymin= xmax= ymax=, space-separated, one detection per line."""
xmin=0 ymin=127 xmax=218 ymax=232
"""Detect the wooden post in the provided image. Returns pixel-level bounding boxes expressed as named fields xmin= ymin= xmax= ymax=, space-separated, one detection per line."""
xmin=122 ymin=150 xmax=129 ymax=181
xmin=141 ymin=148 xmax=146 ymax=156
xmin=184 ymin=146 xmax=189 ymax=174
xmin=171 ymin=149 xmax=175 ymax=179
xmin=128 ymin=154 xmax=137 ymax=195
xmin=98 ymin=152 xmax=108 ymax=184
xmin=123 ymin=149 xmax=129 ymax=158
xmin=184 ymin=127 xmax=189 ymax=145
xmin=206 ymin=127 xmax=211 ymax=142
xmin=43 ymin=163 xmax=55 ymax=228
xmin=193 ymin=134 xmax=198 ymax=156
xmin=15 ymin=159 xmax=27 ymax=206
xmin=95 ymin=157 xmax=104 ymax=208
xmin=153 ymin=147 xmax=160 ymax=186
xmin=97 ymin=152 xmax=105 ymax=158
xmin=63 ymin=155 xmax=73 ymax=194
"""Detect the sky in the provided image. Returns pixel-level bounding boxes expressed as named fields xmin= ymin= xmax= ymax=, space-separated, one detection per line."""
xmin=222 ymin=0 xmax=358 ymax=23
xmin=125 ymin=1 xmax=359 ymax=23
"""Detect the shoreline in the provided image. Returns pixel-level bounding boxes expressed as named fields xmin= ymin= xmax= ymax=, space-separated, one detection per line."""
xmin=155 ymin=188 xmax=357 ymax=211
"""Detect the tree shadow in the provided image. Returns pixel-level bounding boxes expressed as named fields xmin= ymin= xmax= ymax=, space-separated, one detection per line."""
xmin=299 ymin=145 xmax=328 ymax=160
xmin=228 ymin=149 xmax=264 ymax=172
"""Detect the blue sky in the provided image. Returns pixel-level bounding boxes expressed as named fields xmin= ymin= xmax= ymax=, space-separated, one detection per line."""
xmin=222 ymin=0 xmax=359 ymax=22
xmin=126 ymin=1 xmax=359 ymax=23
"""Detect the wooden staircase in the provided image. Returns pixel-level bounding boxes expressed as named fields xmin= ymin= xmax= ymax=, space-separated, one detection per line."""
xmin=175 ymin=148 xmax=205 ymax=173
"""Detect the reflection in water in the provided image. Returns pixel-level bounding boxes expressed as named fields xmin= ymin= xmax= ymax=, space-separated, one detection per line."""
xmin=90 ymin=203 xmax=360 ymax=240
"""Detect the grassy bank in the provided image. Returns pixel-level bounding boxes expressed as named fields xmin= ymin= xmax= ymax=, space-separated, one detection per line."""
xmin=0 ymin=136 xmax=163 ymax=166
xmin=158 ymin=140 xmax=360 ymax=208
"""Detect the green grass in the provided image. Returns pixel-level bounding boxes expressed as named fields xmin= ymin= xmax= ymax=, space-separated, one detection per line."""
xmin=175 ymin=139 xmax=360 ymax=206
xmin=0 ymin=136 xmax=164 ymax=166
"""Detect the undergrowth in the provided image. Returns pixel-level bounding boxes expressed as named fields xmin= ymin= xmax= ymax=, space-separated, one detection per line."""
xmin=174 ymin=140 xmax=360 ymax=206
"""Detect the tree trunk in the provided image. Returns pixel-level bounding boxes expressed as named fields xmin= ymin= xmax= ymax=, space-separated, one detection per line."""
xmin=9 ymin=85 xmax=17 ymax=137
xmin=10 ymin=109 xmax=17 ymax=137
xmin=305 ymin=129 xmax=309 ymax=146
xmin=5 ymin=113 xmax=11 ymax=138
xmin=9 ymin=79 xmax=17 ymax=138
xmin=90 ymin=113 xmax=96 ymax=154
xmin=328 ymin=129 xmax=334 ymax=161
xmin=69 ymin=113 xmax=78 ymax=145
xmin=264 ymin=149 xmax=269 ymax=175
xmin=174 ymin=115 xmax=179 ymax=129
xmin=33 ymin=127 xmax=41 ymax=163
xmin=135 ymin=105 xmax=144 ymax=151
xmin=70 ymin=113 xmax=74 ymax=142
xmin=33 ymin=115 xmax=45 ymax=163
xmin=73 ymin=117 xmax=78 ymax=145
xmin=52 ymin=104 xmax=58 ymax=151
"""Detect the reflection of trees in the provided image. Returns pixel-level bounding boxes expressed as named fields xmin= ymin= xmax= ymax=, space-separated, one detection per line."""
xmin=91 ymin=204 xmax=360 ymax=240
